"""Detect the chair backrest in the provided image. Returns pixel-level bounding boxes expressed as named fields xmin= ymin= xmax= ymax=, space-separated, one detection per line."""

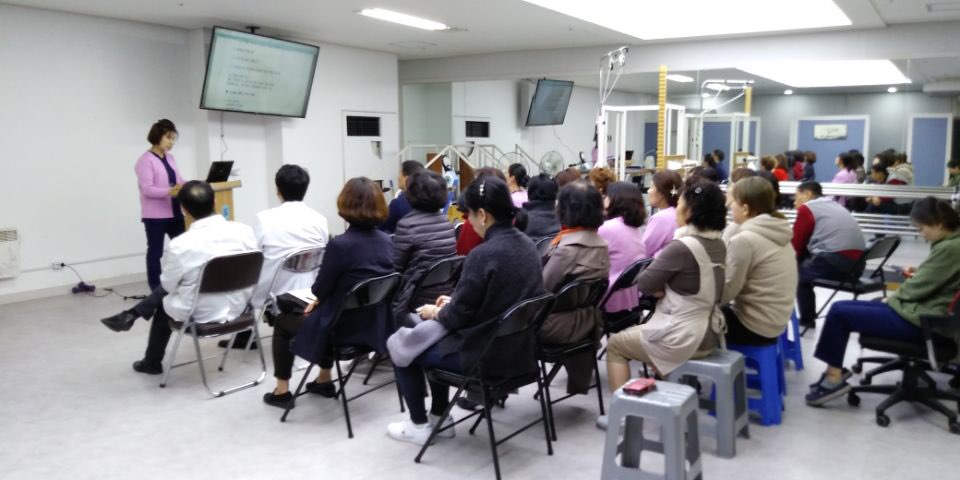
xmin=340 ymin=272 xmax=402 ymax=312
xmin=282 ymin=246 xmax=325 ymax=273
xmin=454 ymin=221 xmax=464 ymax=241
xmin=551 ymin=277 xmax=609 ymax=314
xmin=535 ymin=236 xmax=554 ymax=256
xmin=416 ymin=256 xmax=465 ymax=291
xmin=853 ymin=235 xmax=900 ymax=280
xmin=197 ymin=251 xmax=264 ymax=294
xmin=494 ymin=293 xmax=556 ymax=339
xmin=465 ymin=293 xmax=555 ymax=380
xmin=599 ymin=257 xmax=654 ymax=309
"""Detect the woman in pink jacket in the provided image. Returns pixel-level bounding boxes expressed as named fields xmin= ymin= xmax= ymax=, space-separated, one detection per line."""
xmin=598 ymin=181 xmax=647 ymax=313
xmin=640 ymin=170 xmax=683 ymax=258
xmin=135 ymin=119 xmax=185 ymax=290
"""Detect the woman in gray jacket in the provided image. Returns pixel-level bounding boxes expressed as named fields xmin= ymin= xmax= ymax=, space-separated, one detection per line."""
xmin=391 ymin=170 xmax=457 ymax=327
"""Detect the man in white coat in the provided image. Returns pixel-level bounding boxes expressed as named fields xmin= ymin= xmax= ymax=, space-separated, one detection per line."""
xmin=100 ymin=181 xmax=257 ymax=375
xmin=221 ymin=164 xmax=329 ymax=349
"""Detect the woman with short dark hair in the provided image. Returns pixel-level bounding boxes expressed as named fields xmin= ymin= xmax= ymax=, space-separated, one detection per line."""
xmin=807 ymin=197 xmax=960 ymax=406
xmin=136 ymin=119 xmax=185 ymax=290
xmin=521 ymin=173 xmax=561 ymax=240
xmin=539 ymin=182 xmax=610 ymax=394
xmin=599 ymin=182 xmax=647 ymax=313
xmin=507 ymin=163 xmax=530 ymax=208
xmin=455 ymin=167 xmax=506 ymax=255
xmin=602 ymin=177 xmax=727 ymax=426
xmin=391 ymin=171 xmax=457 ymax=326
xmin=387 ymin=177 xmax=545 ymax=445
xmin=263 ymin=177 xmax=394 ymax=409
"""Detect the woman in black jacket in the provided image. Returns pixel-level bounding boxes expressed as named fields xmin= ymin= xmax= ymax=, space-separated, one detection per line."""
xmin=262 ymin=177 xmax=393 ymax=409
xmin=520 ymin=173 xmax=561 ymax=240
xmin=392 ymin=170 xmax=457 ymax=326
xmin=387 ymin=177 xmax=546 ymax=445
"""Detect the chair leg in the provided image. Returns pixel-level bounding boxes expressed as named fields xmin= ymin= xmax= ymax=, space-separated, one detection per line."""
xmin=479 ymin=387 xmax=502 ymax=480
xmin=862 ymin=359 xmax=907 ymax=384
xmin=469 ymin=409 xmax=486 ymax=435
xmin=416 ymin=385 xmax=466 ymax=463
xmin=540 ymin=361 xmax=559 ymax=441
xmin=190 ymin=325 xmax=219 ymax=397
xmin=281 ymin=363 xmax=314 ymax=422
xmin=594 ymin=356 xmax=606 ymax=416
xmin=218 ymin=333 xmax=235 ymax=372
xmin=814 ymin=289 xmax=839 ymax=319
xmin=916 ymin=395 xmax=959 ymax=423
xmin=336 ymin=359 xmax=354 ymax=439
xmin=875 ymin=388 xmax=908 ymax=417
xmin=159 ymin=326 xmax=187 ymax=388
xmin=535 ymin=374 xmax=554 ymax=456
xmin=363 ymin=353 xmax=382 ymax=385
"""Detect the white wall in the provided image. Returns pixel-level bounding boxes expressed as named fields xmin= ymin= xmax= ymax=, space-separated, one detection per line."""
xmin=0 ymin=5 xmax=399 ymax=302
xmin=401 ymin=83 xmax=452 ymax=147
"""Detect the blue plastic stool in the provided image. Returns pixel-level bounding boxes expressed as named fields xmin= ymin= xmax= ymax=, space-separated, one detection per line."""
xmin=728 ymin=343 xmax=783 ymax=426
xmin=779 ymin=310 xmax=804 ymax=371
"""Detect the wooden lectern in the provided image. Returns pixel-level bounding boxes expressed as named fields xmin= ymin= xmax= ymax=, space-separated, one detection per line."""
xmin=171 ymin=180 xmax=242 ymax=229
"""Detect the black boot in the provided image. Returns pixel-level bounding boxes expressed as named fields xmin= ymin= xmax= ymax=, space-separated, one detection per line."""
xmin=101 ymin=310 xmax=139 ymax=332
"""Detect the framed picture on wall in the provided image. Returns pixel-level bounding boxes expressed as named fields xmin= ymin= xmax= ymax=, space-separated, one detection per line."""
xmin=813 ymin=124 xmax=848 ymax=140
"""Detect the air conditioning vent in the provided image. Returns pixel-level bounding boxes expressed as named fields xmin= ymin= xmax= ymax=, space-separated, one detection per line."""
xmin=466 ymin=120 xmax=490 ymax=138
xmin=346 ymin=116 xmax=381 ymax=137
xmin=0 ymin=228 xmax=20 ymax=279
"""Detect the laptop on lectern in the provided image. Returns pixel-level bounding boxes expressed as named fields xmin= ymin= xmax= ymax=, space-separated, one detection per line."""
xmin=205 ymin=161 xmax=234 ymax=183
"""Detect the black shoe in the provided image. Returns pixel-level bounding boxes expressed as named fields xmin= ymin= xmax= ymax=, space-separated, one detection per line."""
xmin=263 ymin=391 xmax=295 ymax=409
xmin=132 ymin=360 xmax=163 ymax=375
xmin=217 ymin=331 xmax=257 ymax=349
xmin=101 ymin=310 xmax=139 ymax=332
xmin=456 ymin=397 xmax=481 ymax=411
xmin=305 ymin=381 xmax=337 ymax=398
xmin=809 ymin=368 xmax=853 ymax=390
xmin=805 ymin=380 xmax=851 ymax=407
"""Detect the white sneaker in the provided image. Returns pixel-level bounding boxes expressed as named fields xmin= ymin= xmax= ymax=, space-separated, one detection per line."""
xmin=430 ymin=414 xmax=456 ymax=439
xmin=387 ymin=419 xmax=434 ymax=445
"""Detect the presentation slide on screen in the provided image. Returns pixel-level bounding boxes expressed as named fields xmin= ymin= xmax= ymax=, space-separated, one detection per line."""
xmin=202 ymin=29 xmax=318 ymax=117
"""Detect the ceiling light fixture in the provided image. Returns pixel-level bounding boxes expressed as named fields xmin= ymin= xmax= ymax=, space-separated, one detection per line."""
xmin=887 ymin=86 xmax=898 ymax=93
xmin=701 ymin=92 xmax=711 ymax=98
xmin=705 ymin=83 xmax=731 ymax=92
xmin=739 ymin=60 xmax=911 ymax=88
xmin=666 ymin=74 xmax=694 ymax=83
xmin=784 ymin=89 xmax=794 ymax=95
xmin=519 ymin=0 xmax=850 ymax=40
xmin=358 ymin=8 xmax=448 ymax=31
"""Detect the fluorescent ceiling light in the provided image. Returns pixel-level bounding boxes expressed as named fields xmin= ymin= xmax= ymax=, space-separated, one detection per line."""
xmin=888 ymin=86 xmax=898 ymax=93
xmin=519 ymin=0 xmax=850 ymax=40
xmin=739 ymin=60 xmax=911 ymax=88
xmin=784 ymin=89 xmax=794 ymax=95
xmin=666 ymin=74 xmax=694 ymax=83
xmin=705 ymin=83 xmax=730 ymax=92
xmin=358 ymin=8 xmax=448 ymax=31
xmin=701 ymin=92 xmax=711 ymax=98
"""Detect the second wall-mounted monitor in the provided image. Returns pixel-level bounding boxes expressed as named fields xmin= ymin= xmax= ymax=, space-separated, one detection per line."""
xmin=525 ymin=79 xmax=574 ymax=126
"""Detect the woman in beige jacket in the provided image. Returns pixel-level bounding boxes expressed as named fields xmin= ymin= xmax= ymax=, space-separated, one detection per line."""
xmin=723 ymin=177 xmax=798 ymax=344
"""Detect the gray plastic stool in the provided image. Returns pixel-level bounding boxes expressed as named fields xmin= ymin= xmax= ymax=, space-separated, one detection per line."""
xmin=667 ymin=350 xmax=749 ymax=458
xmin=601 ymin=381 xmax=702 ymax=480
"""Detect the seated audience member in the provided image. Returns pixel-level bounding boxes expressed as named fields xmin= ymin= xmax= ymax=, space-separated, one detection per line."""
xmin=850 ymin=150 xmax=867 ymax=183
xmin=224 ymin=164 xmax=329 ymax=350
xmin=806 ymin=197 xmax=960 ymax=406
xmin=948 ymin=159 xmax=960 ymax=188
xmin=772 ymin=154 xmax=790 ymax=182
xmin=722 ymin=177 xmax=798 ymax=345
xmin=730 ymin=167 xmax=756 ymax=184
xmin=757 ymin=156 xmax=781 ymax=204
xmin=641 ymin=170 xmax=683 ymax=257
xmin=100 ymin=181 xmax=257 ymax=374
xmin=392 ymin=170 xmax=457 ymax=326
xmin=792 ymin=181 xmax=866 ymax=329
xmin=865 ymin=163 xmax=897 ymax=215
xmin=888 ymin=152 xmax=915 ymax=214
xmin=801 ymin=151 xmax=817 ymax=181
xmin=380 ymin=160 xmax=424 ymax=234
xmin=263 ymin=177 xmax=393 ymax=408
xmin=604 ymin=177 xmax=727 ymax=415
xmin=521 ymin=173 xmax=561 ymax=240
xmin=832 ymin=152 xmax=858 ymax=206
xmin=589 ymin=167 xmax=617 ymax=196
xmin=455 ymin=168 xmax=506 ymax=256
xmin=386 ymin=177 xmax=545 ymax=445
xmin=790 ymin=151 xmax=805 ymax=181
xmin=507 ymin=163 xmax=530 ymax=208
xmin=540 ymin=181 xmax=610 ymax=394
xmin=554 ymin=167 xmax=582 ymax=189
xmin=708 ymin=149 xmax=729 ymax=182
xmin=598 ymin=182 xmax=647 ymax=313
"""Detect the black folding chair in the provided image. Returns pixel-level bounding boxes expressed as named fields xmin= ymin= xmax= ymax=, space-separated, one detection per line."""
xmin=597 ymin=258 xmax=655 ymax=360
xmin=280 ymin=273 xmax=402 ymax=438
xmin=537 ymin=277 xmax=609 ymax=441
xmin=159 ymin=251 xmax=266 ymax=397
xmin=535 ymin=236 xmax=554 ymax=257
xmin=454 ymin=221 xmax=464 ymax=241
xmin=363 ymin=256 xmax=465 ymax=385
xmin=414 ymin=293 xmax=556 ymax=480
xmin=804 ymin=236 xmax=900 ymax=336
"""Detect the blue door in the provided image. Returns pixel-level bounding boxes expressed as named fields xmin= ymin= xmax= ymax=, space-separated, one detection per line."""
xmin=910 ymin=116 xmax=951 ymax=186
xmin=795 ymin=118 xmax=867 ymax=182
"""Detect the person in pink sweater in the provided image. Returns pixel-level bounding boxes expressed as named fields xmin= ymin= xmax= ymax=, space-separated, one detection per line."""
xmin=641 ymin=170 xmax=683 ymax=257
xmin=598 ymin=182 xmax=647 ymax=313
xmin=831 ymin=152 xmax=859 ymax=207
xmin=135 ymin=119 xmax=185 ymax=290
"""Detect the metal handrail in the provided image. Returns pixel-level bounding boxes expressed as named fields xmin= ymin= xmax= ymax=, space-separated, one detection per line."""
xmin=774 ymin=182 xmax=954 ymax=200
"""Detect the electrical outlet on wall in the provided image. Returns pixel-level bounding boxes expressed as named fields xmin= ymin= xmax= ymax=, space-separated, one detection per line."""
xmin=50 ymin=262 xmax=64 ymax=270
